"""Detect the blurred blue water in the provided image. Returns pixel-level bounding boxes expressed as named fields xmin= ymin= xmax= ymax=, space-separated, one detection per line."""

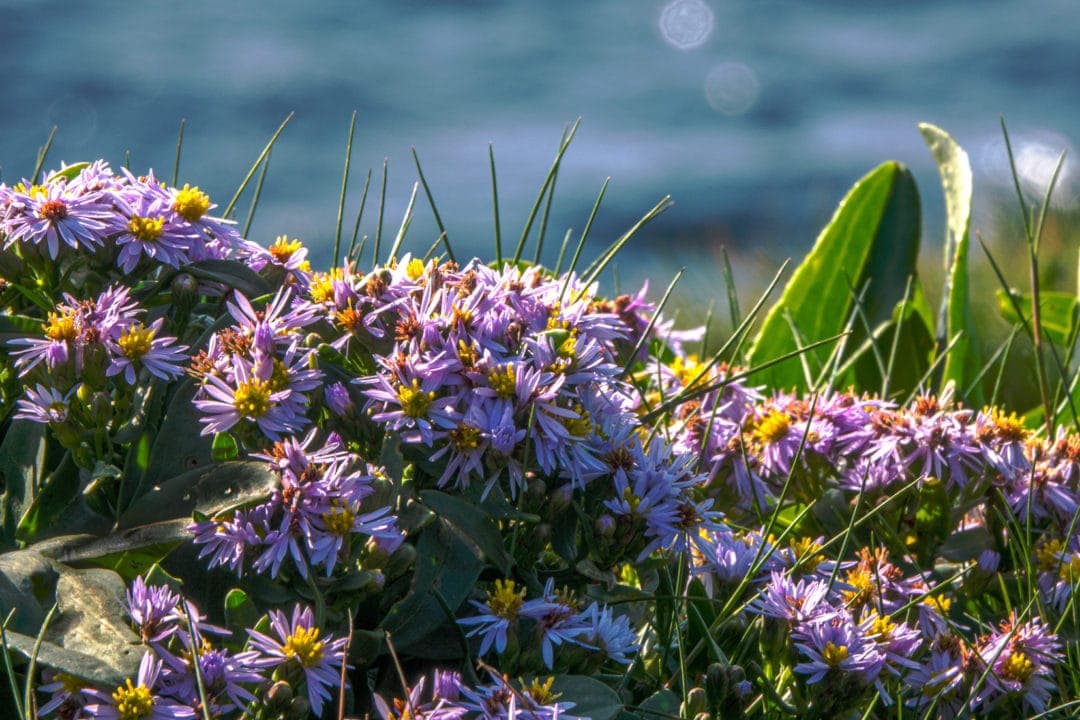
xmin=1 ymin=0 xmax=1078 ymax=292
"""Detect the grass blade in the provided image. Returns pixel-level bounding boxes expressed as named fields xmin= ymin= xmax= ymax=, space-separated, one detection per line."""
xmin=513 ymin=118 xmax=580 ymax=265
xmin=386 ymin=182 xmax=419 ymax=263
xmin=347 ymin=169 xmax=373 ymax=266
xmin=489 ymin=143 xmax=503 ymax=267
xmin=223 ymin=112 xmax=293 ymax=218
xmin=332 ymin=110 xmax=359 ymax=268
xmin=171 ymin=118 xmax=186 ymax=187
xmin=374 ymin=158 xmax=388 ymax=266
xmin=31 ymin=126 xmax=58 ymax=182
xmin=412 ymin=147 xmax=456 ymax=265
xmin=241 ymin=151 xmax=271 ymax=239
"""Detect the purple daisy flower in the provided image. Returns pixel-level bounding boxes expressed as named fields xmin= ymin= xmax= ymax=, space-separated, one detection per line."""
xmin=1 ymin=177 xmax=115 ymax=257
xmin=193 ymin=353 xmax=306 ymax=441
xmin=246 ymin=605 xmax=348 ymax=717
xmin=792 ymin=615 xmax=885 ymax=686
xmin=126 ymin=577 xmax=183 ymax=644
xmin=106 ymin=318 xmax=188 ymax=385
xmin=14 ymin=383 xmax=72 ymax=424
xmin=82 ymin=651 xmax=197 ymax=720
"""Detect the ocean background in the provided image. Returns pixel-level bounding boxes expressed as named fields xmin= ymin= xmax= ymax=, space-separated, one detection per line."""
xmin=1 ymin=0 xmax=1078 ymax=314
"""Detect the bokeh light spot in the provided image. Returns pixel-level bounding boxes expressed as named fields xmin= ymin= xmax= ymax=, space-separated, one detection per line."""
xmin=658 ymin=0 xmax=715 ymax=50
xmin=704 ymin=62 xmax=760 ymax=116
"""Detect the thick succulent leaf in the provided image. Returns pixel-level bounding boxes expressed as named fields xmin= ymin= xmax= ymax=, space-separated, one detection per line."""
xmin=997 ymin=289 xmax=1079 ymax=350
xmin=137 ymin=378 xmax=213 ymax=495
xmin=420 ymin=489 xmax=512 ymax=574
xmin=747 ymin=161 xmax=921 ymax=391
xmin=0 ymin=549 xmax=59 ymax=635
xmin=380 ymin=518 xmax=482 ymax=651
xmin=15 ymin=451 xmax=78 ymax=543
xmin=0 ymin=420 xmax=48 ymax=548
xmin=184 ymin=258 xmax=272 ymax=299
xmin=120 ymin=460 xmax=278 ymax=527
xmin=45 ymin=520 xmax=190 ymax=580
xmin=549 ymin=675 xmax=622 ymax=720
xmin=5 ymin=565 xmax=142 ymax=688
xmin=920 ymin=123 xmax=982 ymax=404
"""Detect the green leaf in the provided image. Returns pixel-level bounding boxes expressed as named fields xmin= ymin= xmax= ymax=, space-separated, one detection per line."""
xmin=119 ymin=460 xmax=279 ymax=527
xmin=43 ymin=520 xmax=189 ymax=580
xmin=636 ymin=689 xmax=680 ymax=718
xmin=0 ymin=420 xmax=48 ymax=548
xmin=747 ymin=161 xmax=921 ymax=391
xmin=15 ymin=451 xmax=77 ymax=543
xmin=419 ymin=490 xmax=512 ymax=574
xmin=920 ymin=123 xmax=982 ymax=404
xmin=47 ymin=162 xmax=89 ymax=183
xmin=996 ymin=289 xmax=1078 ymax=349
xmin=184 ymin=258 xmax=272 ymax=299
xmin=139 ymin=378 xmax=212 ymax=492
xmin=224 ymin=588 xmax=259 ymax=631
xmin=0 ymin=313 xmax=41 ymax=339
xmin=0 ymin=549 xmax=58 ymax=635
xmin=380 ymin=518 xmax=482 ymax=651
xmin=211 ymin=432 xmax=239 ymax=461
xmin=4 ymin=565 xmax=142 ymax=688
xmin=549 ymin=675 xmax=622 ymax=720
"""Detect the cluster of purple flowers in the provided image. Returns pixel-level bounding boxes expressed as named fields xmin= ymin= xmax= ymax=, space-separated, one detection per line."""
xmin=189 ymin=288 xmax=322 ymax=442
xmin=299 ymin=256 xmax=642 ymax=497
xmin=458 ymin=577 xmax=637 ymax=671
xmin=189 ymin=430 xmax=401 ymax=579
xmin=0 ymin=162 xmax=245 ymax=269
xmin=41 ymin=577 xmax=346 ymax=719
xmin=373 ymin=669 xmax=581 ymax=720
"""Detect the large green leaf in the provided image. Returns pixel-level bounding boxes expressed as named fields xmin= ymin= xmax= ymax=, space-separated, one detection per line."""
xmin=45 ymin=520 xmax=190 ymax=580
xmin=184 ymin=258 xmax=272 ymax=299
xmin=380 ymin=518 xmax=482 ymax=652
xmin=747 ymin=161 xmax=921 ymax=391
xmin=119 ymin=460 xmax=278 ymax=527
xmin=0 ymin=420 xmax=48 ymax=548
xmin=996 ymin=289 xmax=1079 ymax=350
xmin=420 ymin=490 xmax=512 ymax=574
xmin=549 ymin=675 xmax=622 ymax=720
xmin=0 ymin=549 xmax=58 ymax=635
xmin=15 ymin=451 xmax=78 ymax=543
xmin=138 ymin=378 xmax=213 ymax=493
xmin=920 ymin=123 xmax=982 ymax=404
xmin=4 ymin=564 xmax=142 ymax=688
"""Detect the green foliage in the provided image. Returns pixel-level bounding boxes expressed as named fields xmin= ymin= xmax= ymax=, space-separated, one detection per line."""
xmin=747 ymin=161 xmax=921 ymax=392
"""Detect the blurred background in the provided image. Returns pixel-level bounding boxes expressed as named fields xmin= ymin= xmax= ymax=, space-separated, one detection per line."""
xmin=2 ymin=0 xmax=1078 ymax=335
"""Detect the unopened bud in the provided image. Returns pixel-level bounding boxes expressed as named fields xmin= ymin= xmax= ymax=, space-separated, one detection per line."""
xmin=266 ymin=680 xmax=293 ymax=707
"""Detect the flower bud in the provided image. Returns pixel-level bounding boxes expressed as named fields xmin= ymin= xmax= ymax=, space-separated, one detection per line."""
xmin=596 ymin=514 xmax=616 ymax=537
xmin=171 ymin=272 xmax=199 ymax=302
xmin=266 ymin=680 xmax=293 ymax=708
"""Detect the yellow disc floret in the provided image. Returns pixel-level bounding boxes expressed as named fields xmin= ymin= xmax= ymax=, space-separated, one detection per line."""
xmin=233 ymin=379 xmax=272 ymax=418
xmin=173 ymin=184 xmax=211 ymax=221
xmin=117 ymin=323 xmax=156 ymax=360
xmin=397 ymin=379 xmax=434 ymax=418
xmin=450 ymin=423 xmax=481 ymax=451
xmin=487 ymin=364 xmax=516 ymax=399
xmin=1001 ymin=651 xmax=1035 ymax=683
xmin=321 ymin=501 xmax=357 ymax=536
xmin=822 ymin=641 xmax=849 ymax=667
xmin=269 ymin=235 xmax=304 ymax=263
xmin=405 ymin=257 xmax=426 ymax=281
xmin=525 ymin=677 xmax=561 ymax=705
xmin=754 ymin=409 xmax=791 ymax=445
xmin=128 ymin=215 xmax=165 ymax=243
xmin=487 ymin=578 xmax=526 ymax=618
xmin=283 ymin=625 xmax=325 ymax=668
xmin=112 ymin=679 xmax=155 ymax=720
xmin=43 ymin=309 xmax=78 ymax=342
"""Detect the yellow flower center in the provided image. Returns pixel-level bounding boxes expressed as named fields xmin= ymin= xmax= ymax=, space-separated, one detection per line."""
xmin=15 ymin=182 xmax=47 ymax=199
xmin=117 ymin=323 xmax=155 ymax=360
xmin=669 ymin=353 xmax=707 ymax=386
xmin=268 ymin=358 xmax=290 ymax=393
xmin=525 ymin=677 xmax=561 ymax=705
xmin=322 ymin=501 xmax=357 ymax=536
xmin=1036 ymin=539 xmax=1064 ymax=573
xmin=562 ymin=404 xmax=592 ymax=438
xmin=112 ymin=679 xmax=155 ymax=720
xmin=450 ymin=423 xmax=481 ymax=451
xmin=622 ymin=487 xmax=641 ymax=513
xmin=309 ymin=269 xmax=344 ymax=305
xmin=173 ymin=184 xmax=211 ymax=221
xmin=335 ymin=301 xmax=364 ymax=334
xmin=754 ymin=410 xmax=791 ymax=445
xmin=841 ymin=568 xmax=873 ymax=608
xmin=57 ymin=672 xmax=84 ymax=694
xmin=405 ymin=257 xmax=426 ymax=281
xmin=43 ymin=310 xmax=78 ymax=342
xmin=869 ymin=615 xmax=896 ymax=640
xmin=128 ymin=215 xmax=165 ymax=243
xmin=790 ymin=537 xmax=824 ymax=573
xmin=822 ymin=642 xmax=849 ymax=666
xmin=269 ymin=235 xmax=303 ymax=263
xmin=487 ymin=578 xmax=526 ymax=618
xmin=923 ymin=594 xmax=951 ymax=614
xmin=1060 ymin=554 xmax=1080 ymax=582
xmin=1001 ymin=651 xmax=1035 ymax=683
xmin=397 ymin=379 xmax=434 ymax=418
xmin=233 ymin=379 xmax=272 ymax=418
xmin=487 ymin=364 xmax=516 ymax=399
xmin=282 ymin=625 xmax=325 ymax=668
